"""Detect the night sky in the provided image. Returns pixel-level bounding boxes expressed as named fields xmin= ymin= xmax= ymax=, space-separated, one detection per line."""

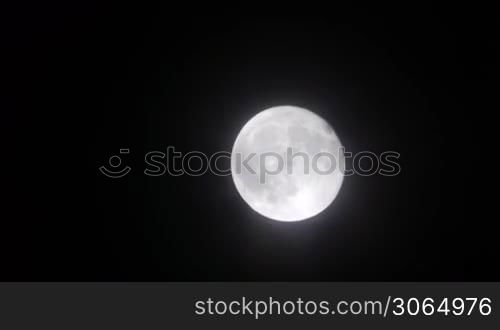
xmin=2 ymin=7 xmax=496 ymax=280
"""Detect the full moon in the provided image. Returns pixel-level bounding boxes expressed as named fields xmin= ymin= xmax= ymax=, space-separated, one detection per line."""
xmin=231 ymin=106 xmax=344 ymax=222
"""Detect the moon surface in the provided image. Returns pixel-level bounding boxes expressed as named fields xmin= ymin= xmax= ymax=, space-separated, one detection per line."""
xmin=231 ymin=106 xmax=344 ymax=222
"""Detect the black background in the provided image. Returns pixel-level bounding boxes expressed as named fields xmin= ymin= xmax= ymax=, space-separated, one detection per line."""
xmin=2 ymin=6 xmax=496 ymax=280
